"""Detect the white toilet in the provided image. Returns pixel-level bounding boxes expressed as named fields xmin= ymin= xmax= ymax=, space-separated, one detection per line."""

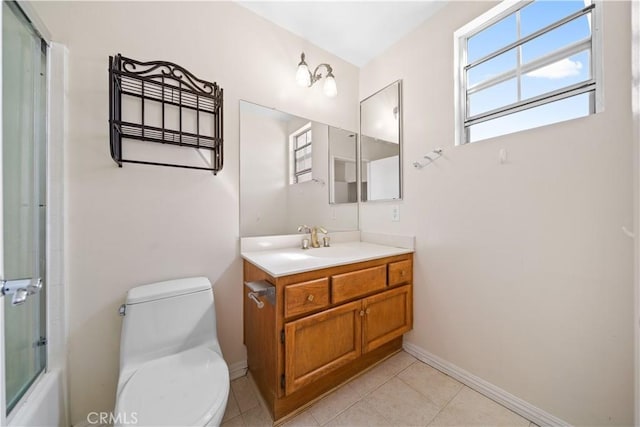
xmin=114 ymin=277 xmax=229 ymax=426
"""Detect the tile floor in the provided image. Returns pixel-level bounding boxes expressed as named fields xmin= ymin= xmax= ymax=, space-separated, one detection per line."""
xmin=221 ymin=351 xmax=537 ymax=427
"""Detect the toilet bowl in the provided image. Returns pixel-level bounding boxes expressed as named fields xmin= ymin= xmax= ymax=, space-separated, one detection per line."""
xmin=114 ymin=277 xmax=229 ymax=426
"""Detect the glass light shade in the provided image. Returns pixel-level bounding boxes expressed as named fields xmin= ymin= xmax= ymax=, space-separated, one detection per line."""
xmin=296 ymin=64 xmax=311 ymax=87
xmin=323 ymin=75 xmax=337 ymax=97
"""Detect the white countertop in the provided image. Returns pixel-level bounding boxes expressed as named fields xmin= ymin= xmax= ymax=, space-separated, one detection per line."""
xmin=241 ymin=241 xmax=413 ymax=277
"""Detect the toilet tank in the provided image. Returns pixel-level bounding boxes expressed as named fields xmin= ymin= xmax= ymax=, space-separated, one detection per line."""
xmin=119 ymin=277 xmax=221 ymax=369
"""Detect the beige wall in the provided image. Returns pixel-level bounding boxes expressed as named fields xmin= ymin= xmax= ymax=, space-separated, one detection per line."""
xmin=31 ymin=1 xmax=358 ymax=424
xmin=359 ymin=1 xmax=634 ymax=425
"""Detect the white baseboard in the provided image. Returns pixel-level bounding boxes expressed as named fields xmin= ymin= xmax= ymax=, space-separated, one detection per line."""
xmin=229 ymin=359 xmax=248 ymax=380
xmin=403 ymin=341 xmax=571 ymax=427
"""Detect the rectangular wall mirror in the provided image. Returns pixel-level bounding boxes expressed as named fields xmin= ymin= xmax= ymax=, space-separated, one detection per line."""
xmin=240 ymin=101 xmax=358 ymax=237
xmin=360 ymin=80 xmax=402 ymax=202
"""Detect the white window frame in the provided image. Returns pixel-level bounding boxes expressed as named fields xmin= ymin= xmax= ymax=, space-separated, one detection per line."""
xmin=454 ymin=0 xmax=604 ymax=146
xmin=289 ymin=122 xmax=313 ymax=184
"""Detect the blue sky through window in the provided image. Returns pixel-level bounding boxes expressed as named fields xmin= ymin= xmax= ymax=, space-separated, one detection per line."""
xmin=465 ymin=1 xmax=593 ymax=143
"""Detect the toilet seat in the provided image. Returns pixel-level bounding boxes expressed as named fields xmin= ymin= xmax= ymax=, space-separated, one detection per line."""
xmin=116 ymin=346 xmax=229 ymax=426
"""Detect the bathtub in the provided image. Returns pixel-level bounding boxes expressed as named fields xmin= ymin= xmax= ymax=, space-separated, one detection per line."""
xmin=8 ymin=368 xmax=68 ymax=427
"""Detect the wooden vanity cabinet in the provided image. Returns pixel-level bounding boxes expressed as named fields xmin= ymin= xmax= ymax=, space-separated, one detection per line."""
xmin=243 ymin=253 xmax=413 ymax=423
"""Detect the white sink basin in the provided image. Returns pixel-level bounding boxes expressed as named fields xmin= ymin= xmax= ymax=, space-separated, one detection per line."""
xmin=304 ymin=246 xmax=358 ymax=258
xmin=241 ymin=241 xmax=413 ymax=277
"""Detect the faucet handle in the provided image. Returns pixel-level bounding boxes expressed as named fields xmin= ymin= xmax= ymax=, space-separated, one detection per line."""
xmin=315 ymin=226 xmax=328 ymax=234
xmin=297 ymin=225 xmax=311 ymax=233
xmin=298 ymin=225 xmax=311 ymax=249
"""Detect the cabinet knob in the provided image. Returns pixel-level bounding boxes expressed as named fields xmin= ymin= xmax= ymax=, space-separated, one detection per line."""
xmin=400 ymin=270 xmax=405 ymax=276
xmin=307 ymin=294 xmax=314 ymax=302
xmin=359 ymin=310 xmax=365 ymax=317
xmin=365 ymin=308 xmax=371 ymax=315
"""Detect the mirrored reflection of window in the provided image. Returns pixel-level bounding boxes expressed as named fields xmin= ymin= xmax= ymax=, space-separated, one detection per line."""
xmin=291 ymin=123 xmax=312 ymax=184
xmin=456 ymin=0 xmax=601 ymax=144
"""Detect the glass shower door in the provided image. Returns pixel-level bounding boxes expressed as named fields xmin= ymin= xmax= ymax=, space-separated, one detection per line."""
xmin=1 ymin=0 xmax=47 ymax=415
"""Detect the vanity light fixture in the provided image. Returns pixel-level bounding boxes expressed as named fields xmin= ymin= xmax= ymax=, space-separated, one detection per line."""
xmin=296 ymin=52 xmax=337 ymax=97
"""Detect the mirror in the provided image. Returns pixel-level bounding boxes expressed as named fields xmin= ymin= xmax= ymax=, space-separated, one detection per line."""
xmin=240 ymin=101 xmax=358 ymax=237
xmin=360 ymin=80 xmax=402 ymax=201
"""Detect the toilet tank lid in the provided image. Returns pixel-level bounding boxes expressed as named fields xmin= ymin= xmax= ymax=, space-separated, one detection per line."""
xmin=126 ymin=277 xmax=212 ymax=304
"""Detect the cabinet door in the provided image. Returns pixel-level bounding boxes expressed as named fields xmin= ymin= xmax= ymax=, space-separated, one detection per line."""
xmin=284 ymin=300 xmax=362 ymax=395
xmin=362 ymin=285 xmax=412 ymax=353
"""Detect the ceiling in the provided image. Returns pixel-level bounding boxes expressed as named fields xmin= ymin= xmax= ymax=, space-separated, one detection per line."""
xmin=237 ymin=1 xmax=447 ymax=67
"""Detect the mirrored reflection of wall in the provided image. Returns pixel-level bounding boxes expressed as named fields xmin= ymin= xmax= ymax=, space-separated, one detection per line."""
xmin=361 ymin=136 xmax=399 ymax=201
xmin=329 ymin=127 xmax=357 ymax=204
xmin=360 ymin=80 xmax=402 ymax=201
xmin=240 ymin=101 xmax=358 ymax=237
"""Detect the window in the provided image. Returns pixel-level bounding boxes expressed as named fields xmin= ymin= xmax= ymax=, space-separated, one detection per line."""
xmin=290 ymin=123 xmax=313 ymax=184
xmin=454 ymin=0 xmax=601 ymax=144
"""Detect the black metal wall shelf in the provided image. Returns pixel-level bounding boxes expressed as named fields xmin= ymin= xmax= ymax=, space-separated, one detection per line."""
xmin=109 ymin=54 xmax=223 ymax=173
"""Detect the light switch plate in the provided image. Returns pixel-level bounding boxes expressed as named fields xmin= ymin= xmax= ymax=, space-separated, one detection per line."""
xmin=391 ymin=205 xmax=400 ymax=222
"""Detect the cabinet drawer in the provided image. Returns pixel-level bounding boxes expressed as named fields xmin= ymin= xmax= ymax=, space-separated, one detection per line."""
xmin=285 ymin=278 xmax=329 ymax=318
xmin=388 ymin=260 xmax=412 ymax=286
xmin=331 ymin=265 xmax=386 ymax=304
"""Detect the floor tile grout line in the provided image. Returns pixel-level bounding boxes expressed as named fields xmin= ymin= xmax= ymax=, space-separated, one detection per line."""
xmin=394 ymin=359 xmax=418 ymax=376
xmin=424 ymin=383 xmax=466 ymax=427
xmin=317 ymin=369 xmax=401 ymax=426
xmin=222 ymin=413 xmax=243 ymax=426
xmin=318 ymin=382 xmax=401 ymax=427
xmin=318 ymin=397 xmax=360 ymax=426
xmin=317 ymin=381 xmax=375 ymax=426
xmin=358 ymin=372 xmax=396 ymax=398
xmin=358 ymin=394 xmax=399 ymax=427
xmin=394 ymin=372 xmax=448 ymax=410
xmin=309 ymin=409 xmax=321 ymax=427
xmin=410 ymin=360 xmax=535 ymax=426
xmin=322 ymin=359 xmax=420 ymax=427
xmin=385 ymin=365 xmax=446 ymax=427
xmin=233 ymin=377 xmax=262 ymax=417
xmin=223 ymin=390 xmax=242 ymax=422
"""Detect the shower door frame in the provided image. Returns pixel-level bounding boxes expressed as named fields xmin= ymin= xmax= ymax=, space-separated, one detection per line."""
xmin=0 ymin=1 xmax=52 ymax=424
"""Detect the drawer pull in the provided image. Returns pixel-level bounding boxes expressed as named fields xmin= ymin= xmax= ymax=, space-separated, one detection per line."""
xmin=307 ymin=294 xmax=315 ymax=302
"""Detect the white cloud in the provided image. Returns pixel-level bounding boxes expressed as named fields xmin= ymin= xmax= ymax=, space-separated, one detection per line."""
xmin=527 ymin=59 xmax=583 ymax=79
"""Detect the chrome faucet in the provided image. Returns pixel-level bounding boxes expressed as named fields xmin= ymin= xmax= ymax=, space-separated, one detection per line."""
xmin=310 ymin=226 xmax=327 ymax=248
